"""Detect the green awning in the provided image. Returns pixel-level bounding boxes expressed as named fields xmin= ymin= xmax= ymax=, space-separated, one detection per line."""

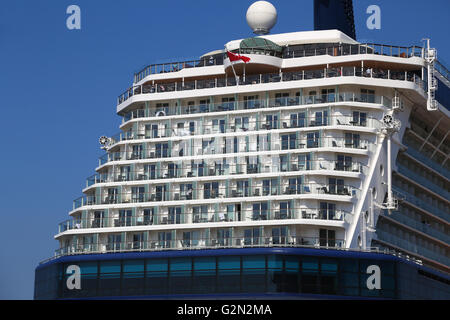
xmin=240 ymin=37 xmax=283 ymax=53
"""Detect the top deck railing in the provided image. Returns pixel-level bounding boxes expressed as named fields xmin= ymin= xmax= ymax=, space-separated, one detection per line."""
xmin=133 ymin=43 xmax=425 ymax=84
xmin=134 ymin=57 xmax=224 ymax=83
xmin=39 ymin=242 xmax=424 ymax=267
xmin=283 ymin=43 xmax=423 ymax=60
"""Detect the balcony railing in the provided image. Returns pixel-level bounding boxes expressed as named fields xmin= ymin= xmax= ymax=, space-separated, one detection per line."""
xmin=382 ymin=210 xmax=450 ymax=245
xmin=98 ymin=136 xmax=372 ymax=167
xmin=58 ymin=207 xmax=352 ymax=234
xmin=392 ymin=186 xmax=448 ymax=221
xmin=396 ymin=164 xmax=450 ymax=200
xmin=284 ymin=43 xmax=423 ymax=60
xmin=134 ymin=57 xmax=224 ymax=83
xmin=110 ymin=114 xmax=380 ymax=148
xmin=403 ymin=142 xmax=450 ymax=179
xmin=121 ymin=92 xmax=391 ymax=123
xmin=133 ymin=43 xmax=425 ymax=84
xmin=72 ymin=183 xmax=359 ymax=210
xmin=86 ymin=160 xmax=366 ymax=188
xmin=54 ymin=236 xmax=346 ymax=258
xmin=119 ymin=66 xmax=423 ymax=106
xmin=376 ymin=229 xmax=450 ymax=266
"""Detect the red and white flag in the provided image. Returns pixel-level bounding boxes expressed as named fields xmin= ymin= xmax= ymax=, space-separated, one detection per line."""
xmin=226 ymin=50 xmax=251 ymax=63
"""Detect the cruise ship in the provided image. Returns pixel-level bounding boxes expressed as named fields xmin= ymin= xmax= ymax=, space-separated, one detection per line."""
xmin=34 ymin=1 xmax=450 ymax=299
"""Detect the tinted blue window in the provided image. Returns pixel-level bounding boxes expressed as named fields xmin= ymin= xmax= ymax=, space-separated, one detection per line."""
xmin=382 ymin=275 xmax=396 ymax=290
xmin=218 ymin=256 xmax=240 ymax=270
xmin=146 ymin=259 xmax=168 ymax=272
xmin=100 ymin=261 xmax=120 ymax=274
xmin=321 ymin=259 xmax=338 ymax=274
xmin=36 ymin=254 xmax=450 ymax=299
xmin=380 ymin=261 xmax=395 ymax=275
xmin=302 ymin=258 xmax=318 ymax=273
xmin=194 ymin=257 xmax=216 ymax=271
xmin=123 ymin=260 xmax=144 ymax=273
xmin=285 ymin=256 xmax=299 ymax=270
xmin=340 ymin=259 xmax=358 ymax=272
xmin=340 ymin=272 xmax=358 ymax=287
xmin=243 ymin=255 xmax=265 ymax=269
xmin=79 ymin=262 xmax=97 ymax=275
xmin=170 ymin=258 xmax=192 ymax=271
xmin=267 ymin=256 xmax=282 ymax=270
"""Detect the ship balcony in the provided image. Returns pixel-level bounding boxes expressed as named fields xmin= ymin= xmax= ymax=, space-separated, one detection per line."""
xmin=111 ymin=114 xmax=380 ymax=149
xmin=132 ymin=43 xmax=425 ymax=85
xmin=375 ymin=229 xmax=450 ymax=267
xmin=403 ymin=129 xmax=450 ymax=175
xmin=72 ymin=182 xmax=359 ymax=212
xmin=134 ymin=56 xmax=224 ymax=83
xmin=54 ymin=235 xmax=346 ymax=258
xmin=58 ymin=207 xmax=352 ymax=235
xmin=283 ymin=43 xmax=423 ymax=59
xmin=118 ymin=66 xmax=423 ymax=108
xmin=403 ymin=145 xmax=450 ymax=182
xmin=402 ymin=144 xmax=450 ymax=183
xmin=380 ymin=209 xmax=450 ymax=245
xmin=391 ymin=186 xmax=449 ymax=222
xmin=224 ymin=53 xmax=282 ymax=75
xmin=97 ymin=136 xmax=371 ymax=168
xmin=120 ymin=91 xmax=389 ymax=124
xmin=86 ymin=160 xmax=366 ymax=189
xmin=396 ymin=164 xmax=450 ymax=200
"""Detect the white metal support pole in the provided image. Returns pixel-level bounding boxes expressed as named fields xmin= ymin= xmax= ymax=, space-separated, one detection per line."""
xmin=387 ymin=135 xmax=393 ymax=207
xmin=370 ymin=188 xmax=374 ymax=229
xmin=360 ymin=209 xmax=366 ymax=250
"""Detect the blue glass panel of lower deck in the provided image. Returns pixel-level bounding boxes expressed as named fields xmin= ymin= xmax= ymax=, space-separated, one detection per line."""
xmin=35 ymin=248 xmax=450 ymax=300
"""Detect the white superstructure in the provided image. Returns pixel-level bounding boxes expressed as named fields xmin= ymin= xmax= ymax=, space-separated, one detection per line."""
xmin=54 ymin=27 xmax=449 ymax=274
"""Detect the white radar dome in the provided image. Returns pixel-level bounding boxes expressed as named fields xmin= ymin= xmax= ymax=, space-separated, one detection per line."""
xmin=246 ymin=1 xmax=277 ymax=35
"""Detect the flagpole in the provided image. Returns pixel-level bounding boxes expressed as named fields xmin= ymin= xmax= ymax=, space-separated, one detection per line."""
xmin=232 ymin=62 xmax=239 ymax=86
xmin=225 ymin=46 xmax=239 ymax=86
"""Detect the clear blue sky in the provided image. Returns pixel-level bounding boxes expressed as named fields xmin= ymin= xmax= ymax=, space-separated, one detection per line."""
xmin=0 ymin=0 xmax=448 ymax=299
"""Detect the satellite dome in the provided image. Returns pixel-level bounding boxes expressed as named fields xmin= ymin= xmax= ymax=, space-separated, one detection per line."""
xmin=246 ymin=1 xmax=277 ymax=35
